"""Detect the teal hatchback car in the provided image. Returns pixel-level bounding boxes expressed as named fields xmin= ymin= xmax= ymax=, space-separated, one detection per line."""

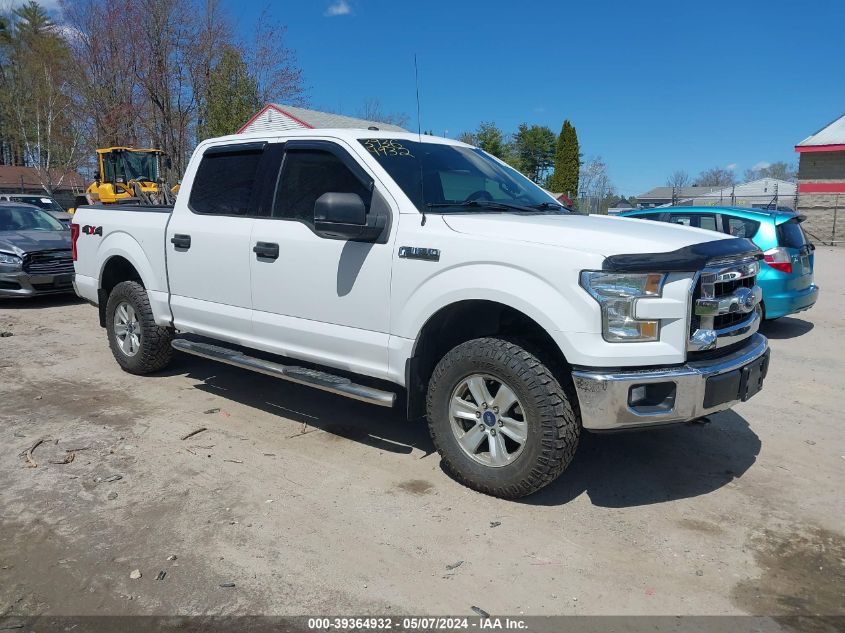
xmin=621 ymin=207 xmax=818 ymax=319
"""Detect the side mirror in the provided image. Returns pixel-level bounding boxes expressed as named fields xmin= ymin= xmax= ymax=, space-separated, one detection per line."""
xmin=315 ymin=192 xmax=366 ymax=225
xmin=314 ymin=192 xmax=381 ymax=241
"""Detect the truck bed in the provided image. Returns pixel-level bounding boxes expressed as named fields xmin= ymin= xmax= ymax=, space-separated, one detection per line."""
xmin=72 ymin=203 xmax=174 ymax=324
xmin=75 ymin=204 xmax=173 ymax=214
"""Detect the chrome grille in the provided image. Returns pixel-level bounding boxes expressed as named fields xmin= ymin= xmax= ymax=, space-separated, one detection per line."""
xmin=713 ymin=275 xmax=756 ymax=300
xmin=688 ymin=256 xmax=762 ymax=352
xmin=22 ymin=249 xmax=74 ymax=275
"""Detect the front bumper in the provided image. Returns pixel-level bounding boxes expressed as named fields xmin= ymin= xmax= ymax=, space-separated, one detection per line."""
xmin=572 ymin=333 xmax=769 ymax=431
xmin=0 ymin=270 xmax=75 ymax=297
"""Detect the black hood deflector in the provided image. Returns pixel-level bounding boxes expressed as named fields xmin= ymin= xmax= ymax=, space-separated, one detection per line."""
xmin=602 ymin=237 xmax=761 ymax=273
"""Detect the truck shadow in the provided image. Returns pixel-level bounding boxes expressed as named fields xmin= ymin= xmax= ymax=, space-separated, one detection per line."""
xmin=760 ymin=316 xmax=814 ymax=339
xmin=168 ymin=353 xmax=434 ymax=456
xmin=166 ymin=354 xmax=761 ymax=508
xmin=525 ymin=410 xmax=760 ymax=507
xmin=0 ymin=294 xmax=83 ymax=310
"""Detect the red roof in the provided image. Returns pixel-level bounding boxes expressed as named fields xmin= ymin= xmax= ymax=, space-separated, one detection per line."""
xmin=0 ymin=165 xmax=85 ymax=191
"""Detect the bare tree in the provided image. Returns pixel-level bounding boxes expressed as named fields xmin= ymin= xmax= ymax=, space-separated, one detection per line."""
xmin=61 ymin=0 xmax=306 ymax=181
xmin=61 ymin=0 xmax=144 ymax=152
xmin=1 ymin=4 xmax=81 ymax=194
xmin=457 ymin=131 xmax=475 ymax=145
xmin=357 ymin=98 xmax=410 ymax=129
xmin=245 ymin=7 xmax=306 ymax=107
xmin=580 ymin=156 xmax=615 ymax=199
xmin=133 ymin=0 xmax=206 ymax=179
xmin=696 ymin=167 xmax=736 ymax=187
xmin=188 ymin=0 xmax=232 ymax=141
xmin=743 ymin=161 xmax=797 ymax=183
xmin=666 ymin=170 xmax=691 ymax=188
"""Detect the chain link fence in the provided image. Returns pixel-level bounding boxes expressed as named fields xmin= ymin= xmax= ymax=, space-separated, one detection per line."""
xmin=796 ymin=193 xmax=841 ymax=246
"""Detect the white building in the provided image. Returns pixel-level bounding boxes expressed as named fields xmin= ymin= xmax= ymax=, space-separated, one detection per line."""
xmin=238 ymin=104 xmax=407 ymax=135
xmin=690 ymin=178 xmax=797 ymax=209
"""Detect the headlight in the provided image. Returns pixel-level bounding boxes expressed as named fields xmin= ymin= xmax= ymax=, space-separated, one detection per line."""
xmin=580 ymin=271 xmax=666 ymax=342
xmin=0 ymin=252 xmax=22 ymax=267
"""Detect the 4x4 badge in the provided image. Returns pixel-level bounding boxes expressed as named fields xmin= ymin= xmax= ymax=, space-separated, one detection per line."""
xmin=81 ymin=225 xmax=102 ymax=236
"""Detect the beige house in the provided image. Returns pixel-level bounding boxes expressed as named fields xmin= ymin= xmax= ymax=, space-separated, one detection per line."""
xmin=795 ymin=113 xmax=845 ymax=242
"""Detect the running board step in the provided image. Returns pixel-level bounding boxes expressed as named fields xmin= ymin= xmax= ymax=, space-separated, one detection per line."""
xmin=171 ymin=338 xmax=396 ymax=408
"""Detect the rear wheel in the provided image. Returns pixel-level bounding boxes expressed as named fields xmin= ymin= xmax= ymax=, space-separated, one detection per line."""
xmin=426 ymin=337 xmax=579 ymax=499
xmin=105 ymin=281 xmax=173 ymax=374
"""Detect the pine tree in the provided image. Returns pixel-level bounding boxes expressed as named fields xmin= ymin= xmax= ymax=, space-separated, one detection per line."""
xmin=198 ymin=46 xmax=261 ymax=140
xmin=548 ymin=120 xmax=579 ymax=197
xmin=512 ymin=123 xmax=556 ymax=184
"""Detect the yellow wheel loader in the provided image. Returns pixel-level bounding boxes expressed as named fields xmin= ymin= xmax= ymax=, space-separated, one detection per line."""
xmin=71 ymin=147 xmax=177 ymax=213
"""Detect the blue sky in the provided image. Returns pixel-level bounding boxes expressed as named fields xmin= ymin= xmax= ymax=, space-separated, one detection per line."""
xmin=83 ymin=0 xmax=845 ymax=195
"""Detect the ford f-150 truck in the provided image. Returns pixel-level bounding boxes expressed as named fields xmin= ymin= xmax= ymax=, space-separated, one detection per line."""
xmin=72 ymin=130 xmax=770 ymax=498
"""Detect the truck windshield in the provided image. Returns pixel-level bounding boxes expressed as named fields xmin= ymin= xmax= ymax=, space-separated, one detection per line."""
xmin=0 ymin=205 xmax=64 ymax=232
xmin=359 ymin=139 xmax=565 ymax=213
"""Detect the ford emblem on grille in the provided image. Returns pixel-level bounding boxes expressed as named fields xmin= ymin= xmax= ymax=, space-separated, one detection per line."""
xmin=734 ymin=287 xmax=758 ymax=314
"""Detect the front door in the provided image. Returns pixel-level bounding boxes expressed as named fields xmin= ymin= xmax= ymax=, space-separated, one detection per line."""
xmin=249 ymin=140 xmax=395 ymax=380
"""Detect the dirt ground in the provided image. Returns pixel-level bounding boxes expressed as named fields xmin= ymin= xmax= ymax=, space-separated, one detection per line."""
xmin=0 ymin=248 xmax=843 ymax=620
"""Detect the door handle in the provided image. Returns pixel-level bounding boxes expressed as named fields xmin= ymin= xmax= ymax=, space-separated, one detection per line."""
xmin=171 ymin=234 xmax=191 ymax=249
xmin=253 ymin=241 xmax=279 ymax=260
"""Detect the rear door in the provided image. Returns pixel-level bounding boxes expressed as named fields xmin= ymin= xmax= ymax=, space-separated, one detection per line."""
xmin=166 ymin=142 xmax=269 ymax=341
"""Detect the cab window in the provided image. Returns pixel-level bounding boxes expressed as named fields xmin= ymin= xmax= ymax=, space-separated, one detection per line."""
xmin=189 ymin=145 xmax=265 ymax=216
xmin=273 ymin=149 xmax=371 ymax=223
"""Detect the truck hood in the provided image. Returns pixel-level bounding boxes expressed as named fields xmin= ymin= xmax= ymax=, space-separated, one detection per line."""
xmin=0 ymin=230 xmax=70 ymax=255
xmin=441 ymin=212 xmax=724 ymax=257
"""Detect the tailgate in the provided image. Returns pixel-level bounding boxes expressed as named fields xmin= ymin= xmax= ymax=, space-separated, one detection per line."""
xmin=776 ymin=216 xmax=814 ymax=288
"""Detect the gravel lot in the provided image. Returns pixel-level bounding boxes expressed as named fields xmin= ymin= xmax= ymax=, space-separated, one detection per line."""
xmin=0 ymin=248 xmax=843 ymax=620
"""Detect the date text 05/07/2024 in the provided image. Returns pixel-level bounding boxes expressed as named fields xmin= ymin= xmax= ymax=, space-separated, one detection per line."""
xmin=307 ymin=616 xmax=529 ymax=631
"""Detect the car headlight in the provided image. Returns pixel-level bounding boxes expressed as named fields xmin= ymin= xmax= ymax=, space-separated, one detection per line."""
xmin=0 ymin=252 xmax=22 ymax=267
xmin=580 ymin=271 xmax=666 ymax=342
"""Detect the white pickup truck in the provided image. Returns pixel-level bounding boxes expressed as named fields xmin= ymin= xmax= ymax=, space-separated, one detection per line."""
xmin=72 ymin=130 xmax=769 ymax=498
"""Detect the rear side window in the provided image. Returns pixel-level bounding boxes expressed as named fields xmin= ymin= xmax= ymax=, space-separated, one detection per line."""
xmin=189 ymin=146 xmax=264 ymax=216
xmin=630 ymin=213 xmax=660 ymax=221
xmin=777 ymin=219 xmax=808 ymax=248
xmin=669 ymin=214 xmax=692 ymax=226
xmin=697 ymin=214 xmax=719 ymax=232
xmin=726 ymin=216 xmax=760 ymax=239
xmin=273 ymin=149 xmax=371 ymax=222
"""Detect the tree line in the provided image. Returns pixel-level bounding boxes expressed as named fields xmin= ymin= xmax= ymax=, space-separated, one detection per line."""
xmin=0 ymin=0 xmax=306 ymax=193
xmin=667 ymin=161 xmax=797 ymax=189
xmin=458 ymin=120 xmax=617 ymax=207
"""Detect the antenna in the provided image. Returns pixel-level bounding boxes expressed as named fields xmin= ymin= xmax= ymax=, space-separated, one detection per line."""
xmin=414 ymin=54 xmax=426 ymax=226
xmin=414 ymin=54 xmax=422 ymax=142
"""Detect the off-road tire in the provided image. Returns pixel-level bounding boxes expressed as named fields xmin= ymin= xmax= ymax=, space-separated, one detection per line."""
xmin=105 ymin=281 xmax=173 ymax=374
xmin=426 ymin=337 xmax=580 ymax=499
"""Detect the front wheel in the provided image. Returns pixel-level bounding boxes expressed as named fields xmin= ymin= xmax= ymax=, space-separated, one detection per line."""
xmin=105 ymin=281 xmax=173 ymax=374
xmin=426 ymin=337 xmax=580 ymax=499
